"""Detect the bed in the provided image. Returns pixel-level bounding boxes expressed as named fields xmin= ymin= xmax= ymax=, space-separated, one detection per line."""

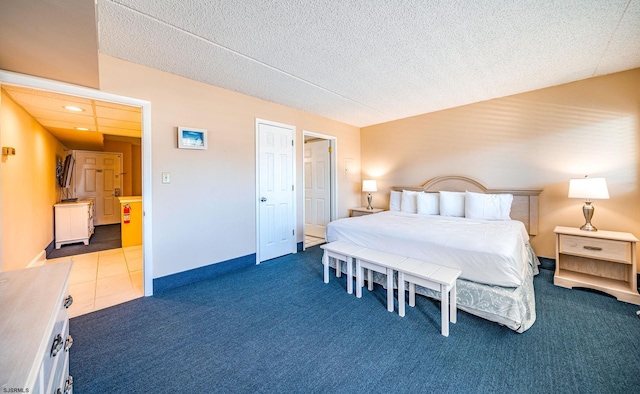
xmin=325 ymin=175 xmax=542 ymax=333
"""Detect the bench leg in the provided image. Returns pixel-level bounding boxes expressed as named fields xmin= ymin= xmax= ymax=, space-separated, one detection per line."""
xmin=355 ymin=259 xmax=362 ymax=298
xmin=450 ymin=283 xmax=457 ymax=324
xmin=386 ymin=268 xmax=394 ymax=312
xmin=322 ymin=251 xmax=329 ymax=284
xmin=441 ymin=284 xmax=449 ymax=337
xmin=336 ymin=259 xmax=341 ymax=278
xmin=346 ymin=257 xmax=353 ymax=295
xmin=409 ymin=282 xmax=416 ymax=307
xmin=398 ymin=272 xmax=405 ymax=317
xmin=367 ymin=268 xmax=373 ymax=291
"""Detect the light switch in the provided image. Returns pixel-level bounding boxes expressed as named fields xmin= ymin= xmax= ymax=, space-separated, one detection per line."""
xmin=162 ymin=172 xmax=171 ymax=184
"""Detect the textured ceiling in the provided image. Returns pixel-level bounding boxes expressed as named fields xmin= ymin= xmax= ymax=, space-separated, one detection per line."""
xmin=97 ymin=0 xmax=640 ymax=127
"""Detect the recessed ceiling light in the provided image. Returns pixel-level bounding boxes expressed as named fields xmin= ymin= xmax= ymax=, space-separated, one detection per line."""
xmin=64 ymin=105 xmax=84 ymax=112
xmin=75 ymin=127 xmax=90 ymax=131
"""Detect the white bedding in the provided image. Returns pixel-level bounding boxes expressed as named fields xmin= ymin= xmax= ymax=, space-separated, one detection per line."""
xmin=325 ymin=211 xmax=530 ymax=287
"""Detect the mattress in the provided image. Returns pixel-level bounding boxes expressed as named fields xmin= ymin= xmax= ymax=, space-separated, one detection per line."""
xmin=325 ymin=211 xmax=530 ymax=288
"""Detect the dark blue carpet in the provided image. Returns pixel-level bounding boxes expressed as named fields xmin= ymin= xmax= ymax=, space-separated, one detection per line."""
xmin=47 ymin=224 xmax=121 ymax=259
xmin=69 ymin=246 xmax=640 ymax=393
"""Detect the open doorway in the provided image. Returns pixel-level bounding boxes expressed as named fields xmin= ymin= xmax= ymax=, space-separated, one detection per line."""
xmin=302 ymin=131 xmax=338 ymax=249
xmin=0 ymin=72 xmax=152 ymax=318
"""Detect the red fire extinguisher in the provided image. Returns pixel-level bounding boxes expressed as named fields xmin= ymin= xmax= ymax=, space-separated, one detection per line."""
xmin=123 ymin=204 xmax=131 ymax=224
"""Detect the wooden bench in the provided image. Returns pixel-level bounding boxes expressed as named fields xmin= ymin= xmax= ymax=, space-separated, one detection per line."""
xmin=320 ymin=241 xmax=366 ymax=294
xmin=352 ymin=248 xmax=408 ymax=311
xmin=396 ymin=258 xmax=461 ymax=337
xmin=320 ymin=241 xmax=461 ymax=337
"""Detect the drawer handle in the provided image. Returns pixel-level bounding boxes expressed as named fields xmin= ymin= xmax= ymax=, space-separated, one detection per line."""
xmin=64 ymin=375 xmax=73 ymax=394
xmin=51 ymin=333 xmax=64 ymax=357
xmin=64 ymin=295 xmax=73 ymax=308
xmin=583 ymin=246 xmax=603 ymax=251
xmin=65 ymin=334 xmax=74 ymax=351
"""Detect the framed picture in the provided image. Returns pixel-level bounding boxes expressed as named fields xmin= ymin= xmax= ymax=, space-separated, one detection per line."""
xmin=177 ymin=127 xmax=208 ymax=150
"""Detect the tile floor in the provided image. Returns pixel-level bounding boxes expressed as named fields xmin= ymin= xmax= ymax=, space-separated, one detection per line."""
xmin=45 ymin=246 xmax=143 ymax=318
xmin=305 ymin=235 xmax=325 ymax=247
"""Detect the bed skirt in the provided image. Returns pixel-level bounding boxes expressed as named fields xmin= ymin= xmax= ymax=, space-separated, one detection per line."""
xmin=327 ymin=245 xmax=539 ymax=333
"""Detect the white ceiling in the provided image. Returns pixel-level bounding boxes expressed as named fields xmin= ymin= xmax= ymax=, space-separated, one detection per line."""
xmin=2 ymin=85 xmax=141 ymax=151
xmin=97 ymin=0 xmax=640 ymax=127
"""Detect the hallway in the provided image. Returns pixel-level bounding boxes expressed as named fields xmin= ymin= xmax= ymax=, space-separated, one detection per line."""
xmin=46 ymin=246 xmax=143 ymax=318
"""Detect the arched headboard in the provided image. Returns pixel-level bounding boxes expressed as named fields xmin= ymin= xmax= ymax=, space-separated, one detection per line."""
xmin=392 ymin=175 xmax=542 ymax=235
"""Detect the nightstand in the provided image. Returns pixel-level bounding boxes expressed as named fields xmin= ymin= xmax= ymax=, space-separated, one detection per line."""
xmin=350 ymin=207 xmax=384 ymax=217
xmin=554 ymin=226 xmax=640 ymax=305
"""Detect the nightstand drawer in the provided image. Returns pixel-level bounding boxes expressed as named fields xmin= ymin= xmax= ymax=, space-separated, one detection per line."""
xmin=559 ymin=234 xmax=631 ymax=264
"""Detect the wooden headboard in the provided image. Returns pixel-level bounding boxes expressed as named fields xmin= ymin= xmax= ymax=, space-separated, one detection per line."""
xmin=392 ymin=175 xmax=542 ymax=235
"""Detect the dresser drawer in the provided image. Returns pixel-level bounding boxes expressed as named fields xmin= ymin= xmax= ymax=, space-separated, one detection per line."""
xmin=559 ymin=234 xmax=631 ymax=264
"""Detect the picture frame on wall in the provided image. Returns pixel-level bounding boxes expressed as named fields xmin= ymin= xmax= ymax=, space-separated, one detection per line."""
xmin=177 ymin=127 xmax=208 ymax=150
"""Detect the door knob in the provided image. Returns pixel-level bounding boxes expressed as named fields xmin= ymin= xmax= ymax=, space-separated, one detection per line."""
xmin=260 ymin=197 xmax=267 ymax=202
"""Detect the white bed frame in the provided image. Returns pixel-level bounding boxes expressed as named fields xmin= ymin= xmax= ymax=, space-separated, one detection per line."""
xmin=392 ymin=175 xmax=542 ymax=235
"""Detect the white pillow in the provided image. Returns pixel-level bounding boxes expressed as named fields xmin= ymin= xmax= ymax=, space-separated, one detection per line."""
xmin=400 ymin=190 xmax=421 ymax=213
xmin=439 ymin=191 xmax=465 ymax=217
xmin=389 ymin=191 xmax=402 ymax=211
xmin=417 ymin=193 xmax=439 ymax=215
xmin=465 ymin=191 xmax=513 ymax=221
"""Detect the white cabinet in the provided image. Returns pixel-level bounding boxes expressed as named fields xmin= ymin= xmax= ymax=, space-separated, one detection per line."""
xmin=54 ymin=200 xmax=94 ymax=249
xmin=0 ymin=261 xmax=74 ymax=393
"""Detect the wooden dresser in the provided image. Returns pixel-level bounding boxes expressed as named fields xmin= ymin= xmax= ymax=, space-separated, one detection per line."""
xmin=0 ymin=261 xmax=74 ymax=393
xmin=554 ymin=226 xmax=640 ymax=305
xmin=350 ymin=207 xmax=384 ymax=217
xmin=54 ymin=200 xmax=95 ymax=249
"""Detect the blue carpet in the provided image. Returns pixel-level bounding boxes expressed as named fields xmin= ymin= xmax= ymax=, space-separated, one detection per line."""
xmin=69 ymin=246 xmax=640 ymax=393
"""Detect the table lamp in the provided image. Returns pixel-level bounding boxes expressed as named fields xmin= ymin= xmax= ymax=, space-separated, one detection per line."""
xmin=568 ymin=176 xmax=609 ymax=231
xmin=362 ymin=180 xmax=377 ymax=210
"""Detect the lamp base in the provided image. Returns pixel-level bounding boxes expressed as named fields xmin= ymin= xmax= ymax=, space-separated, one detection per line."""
xmin=580 ymin=201 xmax=598 ymax=232
xmin=580 ymin=223 xmax=598 ymax=232
xmin=366 ymin=193 xmax=373 ymax=210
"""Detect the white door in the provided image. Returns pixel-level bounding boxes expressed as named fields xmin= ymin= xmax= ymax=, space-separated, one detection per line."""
xmin=257 ymin=120 xmax=296 ymax=262
xmin=304 ymin=139 xmax=331 ymax=238
xmin=74 ymin=151 xmax=122 ymax=225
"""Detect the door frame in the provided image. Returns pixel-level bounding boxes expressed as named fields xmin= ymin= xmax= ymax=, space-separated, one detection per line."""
xmin=302 ymin=130 xmax=338 ymax=250
xmin=255 ymin=118 xmax=297 ymax=264
xmin=0 ymin=70 xmax=154 ymax=296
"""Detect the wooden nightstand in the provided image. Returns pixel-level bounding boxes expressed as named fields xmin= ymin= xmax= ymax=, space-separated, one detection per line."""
xmin=350 ymin=207 xmax=384 ymax=217
xmin=554 ymin=226 xmax=640 ymax=305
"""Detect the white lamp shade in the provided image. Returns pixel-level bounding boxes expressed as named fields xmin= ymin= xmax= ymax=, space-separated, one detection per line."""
xmin=568 ymin=177 xmax=609 ymax=200
xmin=362 ymin=180 xmax=377 ymax=192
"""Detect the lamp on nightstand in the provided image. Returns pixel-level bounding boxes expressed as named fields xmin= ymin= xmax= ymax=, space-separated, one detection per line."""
xmin=568 ymin=176 xmax=609 ymax=231
xmin=362 ymin=180 xmax=377 ymax=210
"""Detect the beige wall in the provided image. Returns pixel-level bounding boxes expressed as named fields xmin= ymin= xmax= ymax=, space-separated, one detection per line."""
xmin=131 ymin=143 xmax=142 ymax=196
xmin=361 ymin=68 xmax=640 ymax=260
xmin=0 ymin=90 xmax=67 ymax=271
xmin=98 ymin=55 xmax=361 ymax=278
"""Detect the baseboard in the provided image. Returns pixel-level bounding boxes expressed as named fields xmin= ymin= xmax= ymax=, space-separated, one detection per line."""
xmin=27 ymin=249 xmax=47 ymax=268
xmin=153 ymin=253 xmax=256 ymax=294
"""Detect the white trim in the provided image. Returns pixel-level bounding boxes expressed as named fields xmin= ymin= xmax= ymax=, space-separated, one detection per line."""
xmin=255 ymin=118 xmax=297 ymax=264
xmin=27 ymin=250 xmax=47 ymax=268
xmin=0 ymin=69 xmax=154 ymax=296
xmin=301 ymin=130 xmax=338 ymax=250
